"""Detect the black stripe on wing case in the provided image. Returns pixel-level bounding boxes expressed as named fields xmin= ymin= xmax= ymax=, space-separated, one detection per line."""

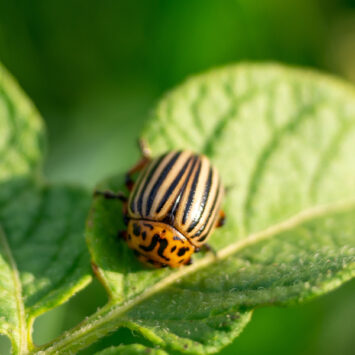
xmin=193 ymin=180 xmax=221 ymax=238
xmin=167 ymin=155 xmax=198 ymax=220
xmin=155 ymin=155 xmax=192 ymax=214
xmin=196 ymin=185 xmax=222 ymax=242
xmin=146 ymin=151 xmax=182 ymax=215
xmin=174 ymin=155 xmax=199 ymax=216
xmin=129 ymin=162 xmax=151 ymax=213
xmin=187 ymin=165 xmax=213 ymax=232
xmin=182 ymin=159 xmax=202 ymax=225
xmin=137 ymin=154 xmax=166 ymax=215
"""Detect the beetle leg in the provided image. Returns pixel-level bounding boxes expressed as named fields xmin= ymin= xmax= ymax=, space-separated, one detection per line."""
xmin=186 ymin=258 xmax=193 ymax=265
xmin=201 ymin=243 xmax=217 ymax=256
xmin=194 ymin=244 xmax=217 ymax=257
xmin=94 ymin=190 xmax=127 ymax=202
xmin=123 ymin=214 xmax=129 ymax=226
xmin=118 ymin=230 xmax=127 ymax=240
xmin=215 ymin=210 xmax=226 ymax=228
xmin=94 ymin=190 xmax=129 ymax=225
xmin=120 ymin=200 xmax=130 ymax=226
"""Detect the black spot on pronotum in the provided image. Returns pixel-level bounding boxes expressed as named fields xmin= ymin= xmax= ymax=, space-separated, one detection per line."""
xmin=142 ymin=231 xmax=147 ymax=240
xmin=139 ymin=234 xmax=170 ymax=261
xmin=171 ymin=246 xmax=177 ymax=252
xmin=178 ymin=247 xmax=189 ymax=256
xmin=133 ymin=223 xmax=141 ymax=236
xmin=143 ymin=223 xmax=154 ymax=230
xmin=140 ymin=234 xmax=159 ymax=251
xmin=157 ymin=238 xmax=169 ymax=261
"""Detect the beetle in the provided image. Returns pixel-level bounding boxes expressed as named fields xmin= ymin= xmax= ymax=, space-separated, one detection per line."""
xmin=95 ymin=140 xmax=225 ymax=268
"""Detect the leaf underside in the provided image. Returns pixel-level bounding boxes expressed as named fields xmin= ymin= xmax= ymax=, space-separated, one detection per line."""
xmin=87 ymin=64 xmax=355 ymax=354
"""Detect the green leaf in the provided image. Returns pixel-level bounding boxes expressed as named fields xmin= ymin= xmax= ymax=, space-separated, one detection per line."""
xmin=96 ymin=344 xmax=168 ymax=355
xmin=42 ymin=64 xmax=355 ymax=355
xmin=0 ymin=63 xmax=45 ymax=183
xmin=0 ymin=178 xmax=92 ymax=353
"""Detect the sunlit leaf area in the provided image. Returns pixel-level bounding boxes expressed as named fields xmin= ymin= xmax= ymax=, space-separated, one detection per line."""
xmin=0 ymin=1 xmax=354 ymax=354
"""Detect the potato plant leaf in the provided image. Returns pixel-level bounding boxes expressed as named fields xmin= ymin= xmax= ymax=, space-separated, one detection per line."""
xmin=0 ymin=63 xmax=45 ymax=183
xmin=43 ymin=64 xmax=355 ymax=355
xmin=0 ymin=178 xmax=92 ymax=353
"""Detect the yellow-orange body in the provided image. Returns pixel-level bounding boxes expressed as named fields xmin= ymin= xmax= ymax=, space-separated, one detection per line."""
xmin=126 ymin=220 xmax=194 ymax=267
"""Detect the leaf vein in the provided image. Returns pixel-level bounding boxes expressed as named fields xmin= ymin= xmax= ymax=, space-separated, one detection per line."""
xmin=0 ymin=225 xmax=28 ymax=353
xmin=37 ymin=197 xmax=355 ymax=355
xmin=242 ymin=93 xmax=325 ymax=233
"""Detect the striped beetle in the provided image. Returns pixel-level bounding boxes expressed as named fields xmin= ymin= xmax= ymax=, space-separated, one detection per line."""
xmin=96 ymin=141 xmax=225 ymax=268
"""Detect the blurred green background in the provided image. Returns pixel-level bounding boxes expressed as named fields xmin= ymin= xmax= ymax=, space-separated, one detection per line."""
xmin=0 ymin=0 xmax=354 ymax=354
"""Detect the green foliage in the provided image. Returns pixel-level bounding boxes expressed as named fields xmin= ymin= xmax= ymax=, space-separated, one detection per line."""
xmin=80 ymin=64 xmax=355 ymax=354
xmin=0 ymin=62 xmax=355 ymax=355
xmin=0 ymin=179 xmax=92 ymax=353
xmin=0 ymin=63 xmax=91 ymax=354
xmin=0 ymin=64 xmax=44 ymax=183
xmin=95 ymin=344 xmax=168 ymax=355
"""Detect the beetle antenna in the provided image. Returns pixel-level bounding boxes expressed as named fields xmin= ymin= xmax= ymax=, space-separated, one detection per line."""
xmin=94 ymin=190 xmax=127 ymax=202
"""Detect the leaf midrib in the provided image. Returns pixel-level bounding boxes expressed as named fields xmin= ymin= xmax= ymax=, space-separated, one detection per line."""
xmin=0 ymin=225 xmax=28 ymax=354
xmin=37 ymin=197 xmax=355 ymax=355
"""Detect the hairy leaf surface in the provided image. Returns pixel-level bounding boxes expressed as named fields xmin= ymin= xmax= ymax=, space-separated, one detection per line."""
xmin=82 ymin=64 xmax=355 ymax=354
xmin=0 ymin=179 xmax=92 ymax=353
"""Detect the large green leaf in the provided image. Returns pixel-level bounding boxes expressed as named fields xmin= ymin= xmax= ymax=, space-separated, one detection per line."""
xmin=0 ymin=63 xmax=45 ymax=183
xmin=41 ymin=64 xmax=355 ymax=355
xmin=0 ymin=179 xmax=92 ymax=353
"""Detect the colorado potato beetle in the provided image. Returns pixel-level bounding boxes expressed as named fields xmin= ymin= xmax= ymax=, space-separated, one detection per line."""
xmin=96 ymin=141 xmax=225 ymax=268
